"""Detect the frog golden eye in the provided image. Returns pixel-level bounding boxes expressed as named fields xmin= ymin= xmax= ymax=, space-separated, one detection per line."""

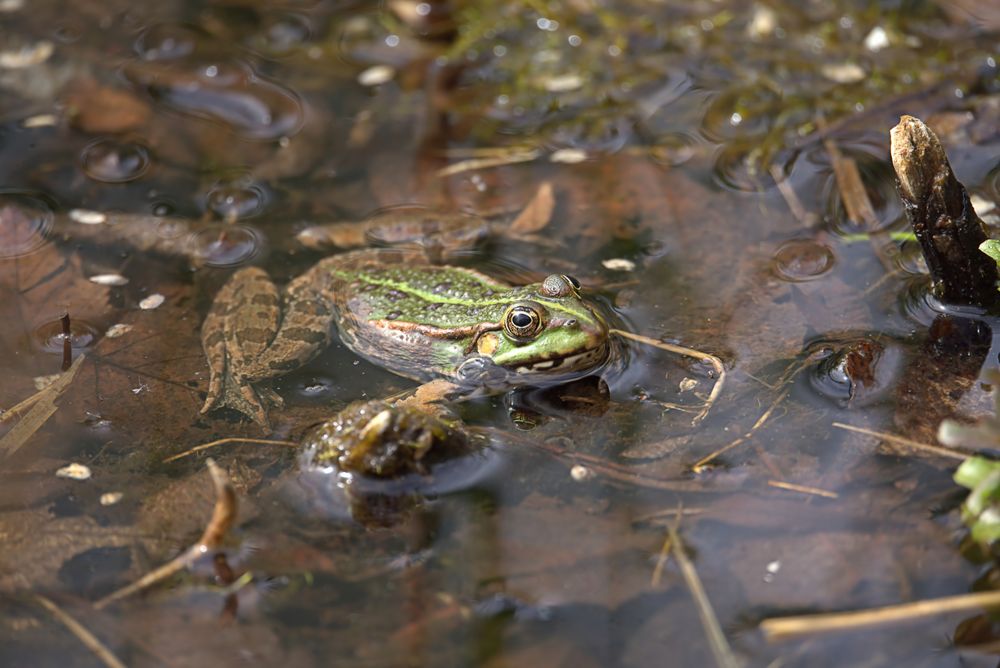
xmin=541 ymin=274 xmax=576 ymax=297
xmin=504 ymin=304 xmax=544 ymax=339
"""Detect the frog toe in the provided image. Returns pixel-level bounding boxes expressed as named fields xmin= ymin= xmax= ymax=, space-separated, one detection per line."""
xmin=200 ymin=372 xmax=272 ymax=428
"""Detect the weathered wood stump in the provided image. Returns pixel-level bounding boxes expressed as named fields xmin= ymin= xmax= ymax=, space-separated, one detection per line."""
xmin=890 ymin=115 xmax=999 ymax=308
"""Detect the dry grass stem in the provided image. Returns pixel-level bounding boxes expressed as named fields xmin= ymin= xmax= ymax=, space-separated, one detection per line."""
xmin=669 ymin=525 xmax=742 ymax=668
xmin=832 ymin=422 xmax=969 ymax=461
xmin=95 ymin=459 xmax=237 ymax=609
xmin=436 ymin=146 xmax=538 ymax=159
xmin=767 ymin=480 xmax=839 ymax=499
xmin=761 ymin=589 xmax=1000 ymax=642
xmin=824 ymin=138 xmax=880 ymax=230
xmin=162 ymin=437 xmax=298 ymax=463
xmin=34 ymin=594 xmax=127 ymax=668
xmin=520 ymin=438 xmax=719 ymax=493
xmin=435 ymin=149 xmax=540 ymax=177
xmin=770 ymin=164 xmax=814 ymax=226
xmin=650 ymin=509 xmax=681 ymax=588
xmin=633 ymin=507 xmax=707 ymax=525
xmin=692 ymin=389 xmax=789 ymax=472
xmin=610 ymin=329 xmax=725 ymax=425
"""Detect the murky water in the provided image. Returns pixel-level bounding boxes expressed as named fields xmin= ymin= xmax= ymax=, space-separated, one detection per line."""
xmin=1 ymin=1 xmax=999 ymax=666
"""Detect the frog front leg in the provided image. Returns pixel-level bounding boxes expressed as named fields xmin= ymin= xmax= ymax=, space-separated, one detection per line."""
xmin=201 ymin=265 xmax=337 ymax=426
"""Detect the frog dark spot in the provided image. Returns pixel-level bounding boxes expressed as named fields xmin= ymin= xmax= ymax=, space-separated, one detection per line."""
xmin=386 ymin=311 xmax=401 ymax=320
xmin=251 ymin=293 xmax=277 ymax=306
xmin=241 ymin=328 xmax=273 ymax=344
xmin=304 ymin=301 xmax=332 ymax=316
xmin=484 ymin=290 xmax=496 ymax=297
xmin=283 ymin=327 xmax=328 ymax=344
xmin=269 ymin=357 xmax=303 ymax=371
xmin=433 ymin=282 xmax=452 ymax=293
xmin=204 ymin=330 xmax=224 ymax=345
xmin=386 ymin=290 xmax=405 ymax=302
xmin=426 ymin=303 xmax=441 ymax=311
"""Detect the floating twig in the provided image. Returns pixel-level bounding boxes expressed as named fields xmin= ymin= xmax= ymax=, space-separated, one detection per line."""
xmin=832 ymin=421 xmax=970 ymax=461
xmin=162 ymin=437 xmax=298 ymax=463
xmin=95 ymin=459 xmax=237 ymax=609
xmin=767 ymin=480 xmax=839 ymax=499
xmin=610 ymin=329 xmax=725 ymax=425
xmin=33 ymin=595 xmax=127 ymax=668
xmin=0 ymin=354 xmax=86 ymax=457
xmin=761 ymin=589 xmax=1000 ymax=642
xmin=60 ymin=312 xmax=72 ymax=372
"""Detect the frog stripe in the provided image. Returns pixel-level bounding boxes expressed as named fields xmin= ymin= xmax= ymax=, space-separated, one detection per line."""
xmin=329 ymin=268 xmax=593 ymax=319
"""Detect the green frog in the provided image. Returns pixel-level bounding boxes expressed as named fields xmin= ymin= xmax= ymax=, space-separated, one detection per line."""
xmin=200 ymin=224 xmax=614 ymax=428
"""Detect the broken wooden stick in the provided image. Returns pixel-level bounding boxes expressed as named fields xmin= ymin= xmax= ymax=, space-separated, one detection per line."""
xmin=890 ymin=115 xmax=999 ymax=307
xmin=94 ymin=459 xmax=237 ymax=609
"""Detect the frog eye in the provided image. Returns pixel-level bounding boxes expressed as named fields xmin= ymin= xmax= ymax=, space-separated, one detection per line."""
xmin=503 ymin=303 xmax=544 ymax=339
xmin=541 ymin=274 xmax=577 ymax=297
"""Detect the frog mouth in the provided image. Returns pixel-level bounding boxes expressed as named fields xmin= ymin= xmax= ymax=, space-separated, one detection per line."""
xmin=510 ymin=342 xmax=609 ymax=375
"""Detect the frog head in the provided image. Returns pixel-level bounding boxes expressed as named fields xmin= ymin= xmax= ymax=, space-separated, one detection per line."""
xmin=468 ymin=274 xmax=610 ymax=384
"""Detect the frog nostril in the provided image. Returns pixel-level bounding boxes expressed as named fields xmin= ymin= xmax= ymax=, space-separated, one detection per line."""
xmin=566 ymin=319 xmax=577 ymax=327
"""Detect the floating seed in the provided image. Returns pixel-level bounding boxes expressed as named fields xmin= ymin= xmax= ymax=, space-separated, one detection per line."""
xmin=602 ymin=258 xmax=636 ymax=271
xmin=358 ymin=65 xmax=395 ymax=86
xmin=100 ymin=492 xmax=123 ymax=506
xmin=55 ymin=463 xmax=92 ymax=480
xmin=139 ymin=293 xmax=165 ymax=310
xmin=105 ymin=323 xmax=133 ymax=338
xmin=550 ymin=148 xmax=588 ymax=163
xmin=69 ymin=209 xmax=107 ymax=225
xmin=89 ymin=274 xmax=129 ymax=286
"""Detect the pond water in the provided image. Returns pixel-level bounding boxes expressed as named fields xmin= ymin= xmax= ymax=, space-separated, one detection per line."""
xmin=1 ymin=1 xmax=999 ymax=666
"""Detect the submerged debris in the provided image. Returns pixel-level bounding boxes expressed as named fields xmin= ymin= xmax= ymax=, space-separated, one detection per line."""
xmin=302 ymin=399 xmax=473 ymax=478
